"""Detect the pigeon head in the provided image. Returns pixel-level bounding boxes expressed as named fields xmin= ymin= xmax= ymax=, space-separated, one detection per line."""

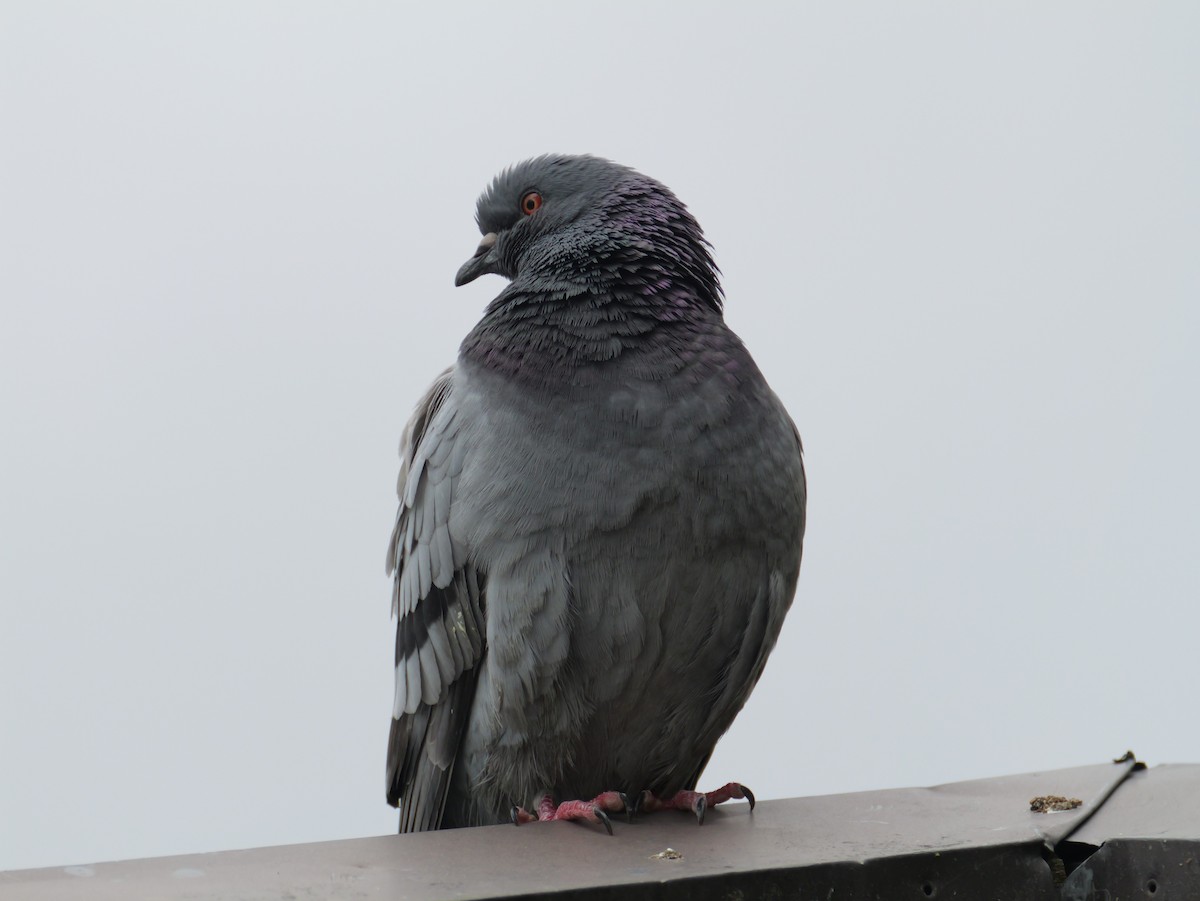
xmin=454 ymin=154 xmax=722 ymax=313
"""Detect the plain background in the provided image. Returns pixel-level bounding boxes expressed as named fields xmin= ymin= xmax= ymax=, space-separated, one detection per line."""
xmin=2 ymin=2 xmax=1197 ymax=872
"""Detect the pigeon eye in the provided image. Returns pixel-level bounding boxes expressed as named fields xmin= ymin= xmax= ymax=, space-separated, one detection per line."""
xmin=520 ymin=192 xmax=543 ymax=216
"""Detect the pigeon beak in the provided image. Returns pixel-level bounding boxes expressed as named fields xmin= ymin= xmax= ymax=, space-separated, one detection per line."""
xmin=455 ymin=232 xmax=501 ymax=286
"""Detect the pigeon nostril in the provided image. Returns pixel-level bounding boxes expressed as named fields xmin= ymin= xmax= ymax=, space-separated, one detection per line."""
xmin=474 ymin=232 xmax=498 ymax=257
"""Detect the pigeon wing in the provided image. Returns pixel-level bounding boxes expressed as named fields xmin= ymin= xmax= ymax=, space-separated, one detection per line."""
xmin=384 ymin=367 xmax=486 ymax=832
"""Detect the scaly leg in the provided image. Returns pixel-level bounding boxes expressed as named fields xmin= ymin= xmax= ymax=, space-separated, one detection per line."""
xmin=510 ymin=791 xmax=630 ymax=835
xmin=639 ymin=782 xmax=756 ymax=825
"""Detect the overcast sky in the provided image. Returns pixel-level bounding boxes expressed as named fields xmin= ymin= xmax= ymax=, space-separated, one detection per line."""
xmin=2 ymin=2 xmax=1197 ymax=873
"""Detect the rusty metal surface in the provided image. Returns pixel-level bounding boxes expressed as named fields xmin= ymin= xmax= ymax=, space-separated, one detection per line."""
xmin=0 ymin=759 xmax=1159 ymax=900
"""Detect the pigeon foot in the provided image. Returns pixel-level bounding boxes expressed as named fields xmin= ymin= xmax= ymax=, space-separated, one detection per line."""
xmin=510 ymin=790 xmax=629 ymax=835
xmin=639 ymin=782 xmax=756 ymax=825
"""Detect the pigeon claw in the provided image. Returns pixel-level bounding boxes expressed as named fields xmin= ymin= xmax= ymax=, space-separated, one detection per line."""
xmin=739 ymin=784 xmax=756 ymax=811
xmin=636 ymin=789 xmax=652 ymax=817
xmin=619 ymin=791 xmax=634 ymax=824
xmin=510 ymin=805 xmax=538 ymax=826
xmin=594 ymin=805 xmax=614 ymax=836
xmin=693 ymin=793 xmax=707 ymax=826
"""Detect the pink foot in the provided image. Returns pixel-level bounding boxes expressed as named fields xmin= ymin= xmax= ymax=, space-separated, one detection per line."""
xmin=639 ymin=781 xmax=756 ymax=825
xmin=510 ymin=791 xmax=629 ymax=835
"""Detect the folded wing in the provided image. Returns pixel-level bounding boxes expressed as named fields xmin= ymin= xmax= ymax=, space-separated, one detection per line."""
xmin=385 ymin=367 xmax=486 ymax=832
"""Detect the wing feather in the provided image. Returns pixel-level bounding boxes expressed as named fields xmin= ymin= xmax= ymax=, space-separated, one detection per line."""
xmin=384 ymin=367 xmax=486 ymax=830
xmin=432 ymin=526 xmax=454 ymax=588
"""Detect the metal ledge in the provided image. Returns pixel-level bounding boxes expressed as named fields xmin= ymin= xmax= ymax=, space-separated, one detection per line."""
xmin=3 ymin=758 xmax=1197 ymax=900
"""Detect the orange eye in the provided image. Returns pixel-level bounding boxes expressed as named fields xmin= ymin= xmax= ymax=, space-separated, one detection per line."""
xmin=520 ymin=191 xmax=543 ymax=215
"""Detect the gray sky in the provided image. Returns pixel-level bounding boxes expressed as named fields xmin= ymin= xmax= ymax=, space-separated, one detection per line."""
xmin=2 ymin=2 xmax=1197 ymax=872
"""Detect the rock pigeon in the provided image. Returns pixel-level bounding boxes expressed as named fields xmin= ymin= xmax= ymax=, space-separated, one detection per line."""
xmin=385 ymin=154 xmax=806 ymax=833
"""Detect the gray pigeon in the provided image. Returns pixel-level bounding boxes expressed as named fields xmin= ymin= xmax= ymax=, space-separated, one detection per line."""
xmin=386 ymin=155 xmax=805 ymax=832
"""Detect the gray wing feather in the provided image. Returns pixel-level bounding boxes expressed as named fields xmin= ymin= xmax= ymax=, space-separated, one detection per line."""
xmin=385 ymin=367 xmax=486 ymax=831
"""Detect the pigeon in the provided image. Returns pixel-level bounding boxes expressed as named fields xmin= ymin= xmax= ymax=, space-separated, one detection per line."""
xmin=385 ymin=154 xmax=806 ymax=833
